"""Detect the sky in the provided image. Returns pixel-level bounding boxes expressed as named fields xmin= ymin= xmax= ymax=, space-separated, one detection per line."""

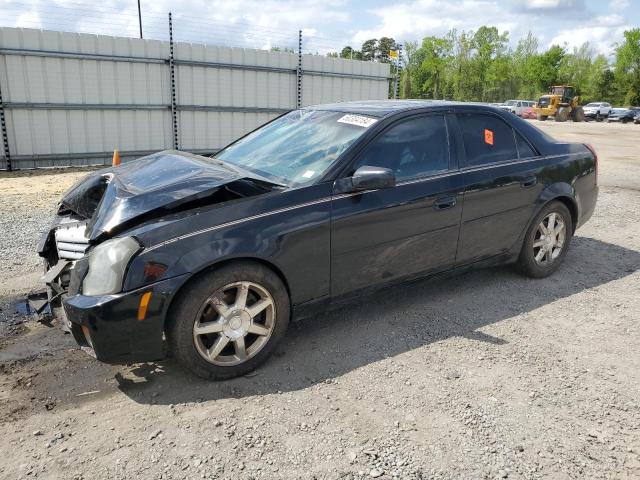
xmin=1 ymin=0 xmax=638 ymax=57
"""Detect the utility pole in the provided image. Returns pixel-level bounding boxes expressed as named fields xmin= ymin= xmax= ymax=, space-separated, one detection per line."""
xmin=137 ymin=0 xmax=143 ymax=39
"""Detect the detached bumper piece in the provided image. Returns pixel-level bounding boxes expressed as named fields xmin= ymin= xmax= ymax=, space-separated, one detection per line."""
xmin=62 ymin=274 xmax=188 ymax=364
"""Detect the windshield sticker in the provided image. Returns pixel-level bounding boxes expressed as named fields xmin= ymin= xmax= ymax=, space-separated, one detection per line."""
xmin=337 ymin=114 xmax=378 ymax=128
xmin=301 ymin=170 xmax=315 ymax=179
xmin=484 ymin=129 xmax=494 ymax=146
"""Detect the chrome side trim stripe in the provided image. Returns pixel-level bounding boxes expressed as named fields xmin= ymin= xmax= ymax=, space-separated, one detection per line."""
xmin=146 ymin=152 xmax=583 ymax=251
xmin=146 ymin=197 xmax=332 ymax=252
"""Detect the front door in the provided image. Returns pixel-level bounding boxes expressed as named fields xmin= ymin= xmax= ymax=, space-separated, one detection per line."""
xmin=330 ymin=113 xmax=463 ymax=297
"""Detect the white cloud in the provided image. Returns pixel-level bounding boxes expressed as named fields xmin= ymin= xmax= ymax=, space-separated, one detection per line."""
xmin=548 ymin=24 xmax=630 ymax=56
xmin=351 ymin=0 xmax=629 ymax=56
xmin=351 ymin=0 xmax=515 ymax=45
xmin=12 ymin=10 xmax=42 ymax=29
xmin=609 ymin=0 xmax=630 ymax=10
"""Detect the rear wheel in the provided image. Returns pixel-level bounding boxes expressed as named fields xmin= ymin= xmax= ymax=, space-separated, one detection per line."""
xmin=166 ymin=262 xmax=290 ymax=379
xmin=537 ymin=114 xmax=548 ymax=121
xmin=516 ymin=201 xmax=573 ymax=278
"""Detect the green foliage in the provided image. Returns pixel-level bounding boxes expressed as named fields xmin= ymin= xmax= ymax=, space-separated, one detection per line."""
xmin=614 ymin=28 xmax=640 ymax=106
xmin=339 ymin=27 xmax=639 ymax=106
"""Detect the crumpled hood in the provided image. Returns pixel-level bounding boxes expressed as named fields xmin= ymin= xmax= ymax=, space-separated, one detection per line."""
xmin=60 ymin=150 xmax=250 ymax=242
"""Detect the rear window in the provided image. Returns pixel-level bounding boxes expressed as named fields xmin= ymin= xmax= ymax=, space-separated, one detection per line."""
xmin=457 ymin=114 xmax=519 ymax=166
xmin=515 ymin=132 xmax=537 ymax=158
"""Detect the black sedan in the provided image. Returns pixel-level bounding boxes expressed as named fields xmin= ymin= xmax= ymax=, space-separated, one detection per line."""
xmin=36 ymin=101 xmax=598 ymax=379
xmin=607 ymin=107 xmax=640 ymax=123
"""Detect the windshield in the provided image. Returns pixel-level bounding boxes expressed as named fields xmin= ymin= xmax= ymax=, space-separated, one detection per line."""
xmin=505 ymin=100 xmax=517 ymax=106
xmin=214 ymin=109 xmax=376 ymax=186
xmin=585 ymin=103 xmax=599 ymax=107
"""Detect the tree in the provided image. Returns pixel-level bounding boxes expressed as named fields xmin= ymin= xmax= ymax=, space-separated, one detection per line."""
xmin=361 ymin=39 xmax=378 ymax=61
xmin=413 ymin=36 xmax=453 ymax=99
xmin=377 ymin=37 xmax=399 ymax=63
xmin=530 ymin=45 xmax=565 ymax=93
xmin=340 ymin=46 xmax=362 ymax=60
xmin=615 ymin=28 xmax=640 ymax=105
xmin=270 ymin=46 xmax=294 ymax=53
xmin=333 ymin=25 xmax=632 ymax=104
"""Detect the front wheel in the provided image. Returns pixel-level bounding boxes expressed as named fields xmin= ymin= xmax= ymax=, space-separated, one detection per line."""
xmin=166 ymin=262 xmax=290 ymax=379
xmin=516 ymin=201 xmax=573 ymax=278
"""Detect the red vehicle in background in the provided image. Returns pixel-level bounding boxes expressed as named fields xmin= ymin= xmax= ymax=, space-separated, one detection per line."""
xmin=522 ymin=105 xmax=536 ymax=119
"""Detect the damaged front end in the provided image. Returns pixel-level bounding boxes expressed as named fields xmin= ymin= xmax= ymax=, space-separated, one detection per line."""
xmin=28 ymin=149 xmax=280 ymax=335
xmin=29 ymin=218 xmax=90 ymax=328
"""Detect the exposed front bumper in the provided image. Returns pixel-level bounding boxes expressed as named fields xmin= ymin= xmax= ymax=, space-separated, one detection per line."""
xmin=62 ymin=274 xmax=189 ymax=364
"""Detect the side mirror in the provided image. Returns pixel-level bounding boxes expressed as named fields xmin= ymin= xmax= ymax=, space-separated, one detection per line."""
xmin=350 ymin=165 xmax=396 ymax=191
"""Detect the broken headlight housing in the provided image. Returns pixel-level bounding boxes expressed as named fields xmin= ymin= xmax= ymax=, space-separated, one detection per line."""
xmin=82 ymin=237 xmax=141 ymax=296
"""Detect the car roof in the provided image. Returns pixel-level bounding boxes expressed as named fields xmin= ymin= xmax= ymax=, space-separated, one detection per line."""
xmin=306 ymin=99 xmax=503 ymax=118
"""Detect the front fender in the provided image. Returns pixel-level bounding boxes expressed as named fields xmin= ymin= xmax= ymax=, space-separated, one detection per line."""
xmin=123 ymin=197 xmax=331 ymax=306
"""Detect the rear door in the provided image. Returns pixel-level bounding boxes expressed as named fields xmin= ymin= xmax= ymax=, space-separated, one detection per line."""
xmin=330 ymin=113 xmax=463 ymax=297
xmin=454 ymin=112 xmax=545 ymax=265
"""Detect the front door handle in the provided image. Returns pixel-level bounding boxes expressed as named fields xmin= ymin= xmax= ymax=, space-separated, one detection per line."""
xmin=434 ymin=195 xmax=457 ymax=210
xmin=521 ymin=176 xmax=537 ymax=188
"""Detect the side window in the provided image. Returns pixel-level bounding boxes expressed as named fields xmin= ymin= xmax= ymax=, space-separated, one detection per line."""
xmin=457 ymin=113 xmax=519 ymax=166
xmin=515 ymin=131 xmax=537 ymax=158
xmin=352 ymin=115 xmax=449 ymax=181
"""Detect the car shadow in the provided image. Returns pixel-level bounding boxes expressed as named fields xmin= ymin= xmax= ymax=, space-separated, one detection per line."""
xmin=110 ymin=236 xmax=638 ymax=404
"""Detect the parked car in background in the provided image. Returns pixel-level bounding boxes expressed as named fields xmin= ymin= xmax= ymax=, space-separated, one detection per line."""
xmin=499 ymin=100 xmax=535 ymax=117
xmin=607 ymin=107 xmax=640 ymax=124
xmin=583 ymin=102 xmax=612 ymax=121
xmin=522 ymin=105 xmax=536 ymax=119
xmin=32 ymin=100 xmax=599 ymax=380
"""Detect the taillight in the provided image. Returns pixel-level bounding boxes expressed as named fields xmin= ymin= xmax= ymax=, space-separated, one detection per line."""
xmin=585 ymin=143 xmax=598 ymax=184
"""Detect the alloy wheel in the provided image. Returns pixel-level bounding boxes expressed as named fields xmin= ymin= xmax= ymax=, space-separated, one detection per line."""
xmin=532 ymin=212 xmax=566 ymax=266
xmin=193 ymin=281 xmax=276 ymax=366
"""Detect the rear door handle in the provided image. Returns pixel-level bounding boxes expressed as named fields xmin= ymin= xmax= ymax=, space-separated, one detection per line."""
xmin=434 ymin=195 xmax=457 ymax=210
xmin=521 ymin=176 xmax=537 ymax=188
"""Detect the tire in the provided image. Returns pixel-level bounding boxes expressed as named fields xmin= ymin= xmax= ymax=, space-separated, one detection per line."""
xmin=516 ymin=201 xmax=573 ymax=279
xmin=537 ymin=114 xmax=548 ymax=121
xmin=572 ymin=107 xmax=584 ymax=122
xmin=555 ymin=107 xmax=569 ymax=122
xmin=166 ymin=261 xmax=290 ymax=380
xmin=622 ymin=118 xmax=629 ymax=124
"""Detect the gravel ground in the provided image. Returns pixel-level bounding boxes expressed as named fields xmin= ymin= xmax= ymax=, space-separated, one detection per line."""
xmin=0 ymin=121 xmax=639 ymax=480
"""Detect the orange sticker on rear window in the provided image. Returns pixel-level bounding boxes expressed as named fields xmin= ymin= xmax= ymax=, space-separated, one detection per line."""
xmin=484 ymin=129 xmax=494 ymax=145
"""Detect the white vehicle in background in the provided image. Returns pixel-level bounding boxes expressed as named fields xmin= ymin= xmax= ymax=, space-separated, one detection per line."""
xmin=498 ymin=100 xmax=535 ymax=117
xmin=583 ymin=102 xmax=612 ymax=121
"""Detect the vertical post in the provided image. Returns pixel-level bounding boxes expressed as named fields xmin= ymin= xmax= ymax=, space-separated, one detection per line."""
xmin=296 ymin=29 xmax=303 ymax=109
xmin=392 ymin=63 xmax=398 ymax=100
xmin=137 ymin=0 xmax=143 ymax=39
xmin=0 ymin=79 xmax=10 ymax=171
xmin=395 ymin=44 xmax=402 ymax=100
xmin=168 ymin=12 xmax=179 ymax=150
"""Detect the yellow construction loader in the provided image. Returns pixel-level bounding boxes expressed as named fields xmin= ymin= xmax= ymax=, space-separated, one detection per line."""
xmin=533 ymin=85 xmax=584 ymax=122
